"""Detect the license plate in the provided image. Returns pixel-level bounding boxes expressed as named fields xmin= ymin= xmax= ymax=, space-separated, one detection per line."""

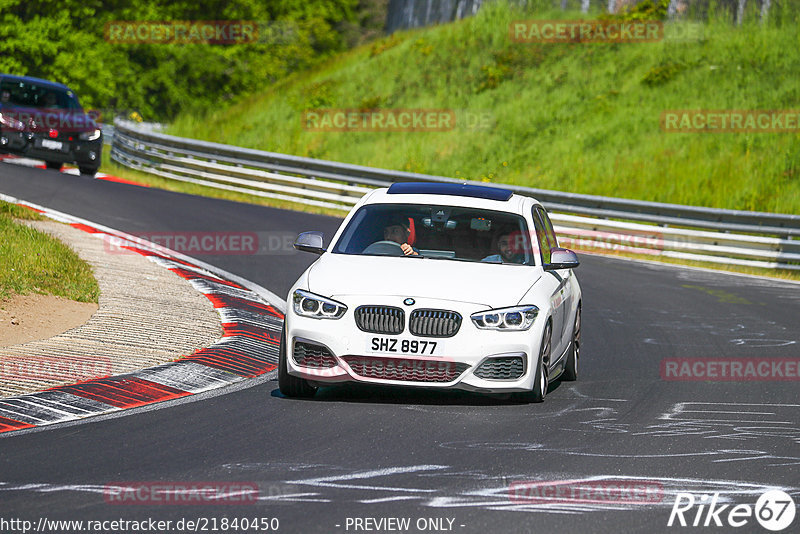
xmin=41 ymin=139 xmax=63 ymax=150
xmin=367 ymin=337 xmax=440 ymax=355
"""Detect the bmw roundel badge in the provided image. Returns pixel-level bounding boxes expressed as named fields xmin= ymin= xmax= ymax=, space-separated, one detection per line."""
xmin=403 ymin=298 xmax=415 ymax=306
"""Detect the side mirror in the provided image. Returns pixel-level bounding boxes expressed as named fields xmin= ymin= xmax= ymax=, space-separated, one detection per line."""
xmin=293 ymin=231 xmax=325 ymax=255
xmin=544 ymin=247 xmax=579 ymax=270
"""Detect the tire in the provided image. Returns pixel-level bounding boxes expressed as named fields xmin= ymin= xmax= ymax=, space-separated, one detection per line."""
xmin=79 ymin=166 xmax=99 ymax=176
xmin=45 ymin=161 xmax=62 ymax=170
xmin=530 ymin=322 xmax=551 ymax=403
xmin=278 ymin=325 xmax=317 ymax=398
xmin=562 ymin=305 xmax=580 ymax=381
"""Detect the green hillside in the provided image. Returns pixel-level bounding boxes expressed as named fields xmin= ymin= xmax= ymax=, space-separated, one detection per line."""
xmin=169 ymin=1 xmax=800 ymax=214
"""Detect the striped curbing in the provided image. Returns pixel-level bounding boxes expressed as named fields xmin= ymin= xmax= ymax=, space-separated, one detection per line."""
xmin=0 ymin=196 xmax=284 ymax=435
xmin=0 ymin=219 xmax=223 ymax=397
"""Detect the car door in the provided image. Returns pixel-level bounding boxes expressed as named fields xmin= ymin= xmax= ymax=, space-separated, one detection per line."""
xmin=533 ymin=206 xmax=570 ymax=359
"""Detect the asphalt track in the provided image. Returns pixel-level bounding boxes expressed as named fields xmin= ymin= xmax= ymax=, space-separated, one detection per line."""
xmin=1 ymin=162 xmax=798 ymax=534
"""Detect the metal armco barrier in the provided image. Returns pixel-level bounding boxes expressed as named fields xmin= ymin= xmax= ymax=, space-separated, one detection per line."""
xmin=111 ymin=120 xmax=800 ymax=271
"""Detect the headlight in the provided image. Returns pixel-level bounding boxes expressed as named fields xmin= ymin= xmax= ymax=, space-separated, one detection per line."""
xmin=471 ymin=305 xmax=538 ymax=331
xmin=292 ymin=290 xmax=347 ymax=319
xmin=78 ymin=129 xmax=101 ymax=141
xmin=0 ymin=112 xmax=24 ymax=130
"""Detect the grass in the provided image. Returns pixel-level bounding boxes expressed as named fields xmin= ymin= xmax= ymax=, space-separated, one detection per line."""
xmin=0 ymin=201 xmax=45 ymax=221
xmin=166 ymin=0 xmax=800 ymax=215
xmin=0 ymin=201 xmax=100 ymax=303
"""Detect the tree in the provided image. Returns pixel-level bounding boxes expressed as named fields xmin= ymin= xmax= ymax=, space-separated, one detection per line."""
xmin=737 ymin=0 xmax=747 ymax=24
xmin=761 ymin=0 xmax=772 ymax=22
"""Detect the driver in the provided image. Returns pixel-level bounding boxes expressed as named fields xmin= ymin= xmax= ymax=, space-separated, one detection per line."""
xmin=383 ymin=217 xmax=419 ymax=256
xmin=43 ymin=92 xmax=58 ymax=108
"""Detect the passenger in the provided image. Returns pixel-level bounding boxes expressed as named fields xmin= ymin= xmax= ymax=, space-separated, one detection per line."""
xmin=482 ymin=230 xmax=526 ymax=264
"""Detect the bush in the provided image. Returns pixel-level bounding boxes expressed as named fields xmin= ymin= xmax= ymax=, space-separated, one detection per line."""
xmin=0 ymin=0 xmax=386 ymax=121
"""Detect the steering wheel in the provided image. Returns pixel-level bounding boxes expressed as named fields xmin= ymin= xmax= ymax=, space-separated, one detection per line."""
xmin=362 ymin=240 xmax=405 ymax=256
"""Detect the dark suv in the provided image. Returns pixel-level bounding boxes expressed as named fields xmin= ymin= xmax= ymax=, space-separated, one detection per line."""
xmin=0 ymin=74 xmax=102 ymax=175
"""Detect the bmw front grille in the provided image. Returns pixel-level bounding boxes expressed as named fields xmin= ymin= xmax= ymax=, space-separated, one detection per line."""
xmin=355 ymin=305 xmax=405 ymax=335
xmin=409 ymin=309 xmax=462 ymax=338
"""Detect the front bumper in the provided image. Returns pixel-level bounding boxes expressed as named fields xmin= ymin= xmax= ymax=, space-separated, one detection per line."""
xmin=284 ymin=295 xmax=545 ymax=393
xmin=0 ymin=130 xmax=101 ymax=167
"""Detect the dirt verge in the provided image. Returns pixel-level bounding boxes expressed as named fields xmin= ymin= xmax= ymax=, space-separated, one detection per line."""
xmin=0 ymin=293 xmax=98 ymax=347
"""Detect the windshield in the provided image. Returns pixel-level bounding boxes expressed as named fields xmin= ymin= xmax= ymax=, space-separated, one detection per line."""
xmin=0 ymin=81 xmax=81 ymax=110
xmin=332 ymin=203 xmax=533 ymax=265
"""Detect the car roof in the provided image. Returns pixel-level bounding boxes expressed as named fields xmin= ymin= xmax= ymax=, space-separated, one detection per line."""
xmin=365 ymin=182 xmax=531 ymax=212
xmin=0 ymin=74 xmax=72 ymax=91
xmin=387 ymin=182 xmax=514 ymax=201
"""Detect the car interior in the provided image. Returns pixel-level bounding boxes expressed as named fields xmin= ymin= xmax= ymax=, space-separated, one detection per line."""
xmin=334 ymin=204 xmax=532 ymax=264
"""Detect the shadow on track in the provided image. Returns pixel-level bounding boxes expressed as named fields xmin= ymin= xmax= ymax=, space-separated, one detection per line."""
xmin=269 ymin=380 xmax=565 ymax=406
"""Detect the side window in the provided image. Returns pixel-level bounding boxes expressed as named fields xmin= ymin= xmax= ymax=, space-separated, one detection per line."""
xmin=534 ymin=206 xmax=558 ymax=265
xmin=532 ymin=208 xmax=551 ymax=265
xmin=538 ymin=206 xmax=559 ymax=250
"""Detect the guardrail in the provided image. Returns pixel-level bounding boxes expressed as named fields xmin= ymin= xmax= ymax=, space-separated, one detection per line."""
xmin=111 ymin=120 xmax=800 ymax=271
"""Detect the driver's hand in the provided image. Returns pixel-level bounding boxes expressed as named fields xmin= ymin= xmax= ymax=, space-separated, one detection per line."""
xmin=401 ymin=243 xmax=418 ymax=256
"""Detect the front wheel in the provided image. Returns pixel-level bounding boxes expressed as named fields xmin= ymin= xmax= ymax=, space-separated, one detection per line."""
xmin=45 ymin=161 xmax=62 ymax=170
xmin=79 ymin=165 xmax=99 ymax=176
xmin=530 ymin=322 xmax=551 ymax=402
xmin=562 ymin=306 xmax=580 ymax=381
xmin=278 ymin=325 xmax=317 ymax=398
xmin=515 ymin=321 xmax=551 ymax=403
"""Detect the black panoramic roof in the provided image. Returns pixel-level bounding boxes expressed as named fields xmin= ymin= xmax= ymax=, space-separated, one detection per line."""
xmin=387 ymin=182 xmax=513 ymax=201
xmin=0 ymin=74 xmax=70 ymax=91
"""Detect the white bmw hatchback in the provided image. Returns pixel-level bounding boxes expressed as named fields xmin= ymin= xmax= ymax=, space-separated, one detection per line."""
xmin=279 ymin=182 xmax=582 ymax=402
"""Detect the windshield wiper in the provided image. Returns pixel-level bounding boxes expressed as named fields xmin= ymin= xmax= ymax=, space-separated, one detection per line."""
xmin=421 ymin=256 xmax=476 ymax=262
xmin=358 ymin=253 xmax=424 ymax=259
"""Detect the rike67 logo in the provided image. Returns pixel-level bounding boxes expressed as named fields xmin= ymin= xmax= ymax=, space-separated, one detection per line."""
xmin=668 ymin=490 xmax=796 ymax=531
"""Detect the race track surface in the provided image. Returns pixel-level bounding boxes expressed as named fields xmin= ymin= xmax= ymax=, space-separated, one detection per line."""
xmin=1 ymin=163 xmax=798 ymax=533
